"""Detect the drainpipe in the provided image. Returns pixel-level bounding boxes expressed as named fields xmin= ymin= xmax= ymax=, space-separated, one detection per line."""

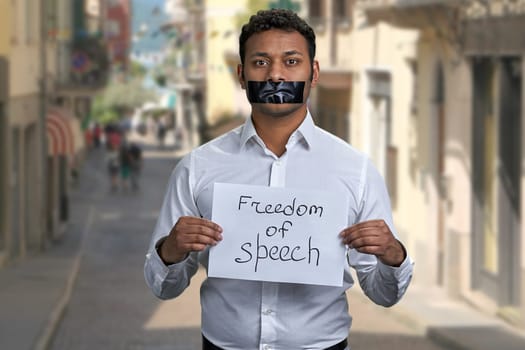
xmin=39 ymin=0 xmax=49 ymax=249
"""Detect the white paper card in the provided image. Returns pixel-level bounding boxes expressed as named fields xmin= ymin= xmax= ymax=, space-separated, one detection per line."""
xmin=208 ymin=183 xmax=349 ymax=286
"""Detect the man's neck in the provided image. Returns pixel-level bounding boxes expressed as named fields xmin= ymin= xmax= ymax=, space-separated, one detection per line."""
xmin=251 ymin=108 xmax=307 ymax=157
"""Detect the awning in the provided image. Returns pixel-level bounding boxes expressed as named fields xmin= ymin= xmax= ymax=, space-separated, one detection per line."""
xmin=46 ymin=108 xmax=84 ymax=156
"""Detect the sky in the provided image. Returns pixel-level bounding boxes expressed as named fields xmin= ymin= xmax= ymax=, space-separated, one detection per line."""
xmin=131 ymin=0 xmax=170 ymax=55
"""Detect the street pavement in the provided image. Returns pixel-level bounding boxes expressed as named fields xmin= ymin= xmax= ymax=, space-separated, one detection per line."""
xmin=1 ymin=133 xmax=525 ymax=350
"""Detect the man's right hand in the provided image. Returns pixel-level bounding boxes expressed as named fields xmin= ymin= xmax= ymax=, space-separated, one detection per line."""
xmin=158 ymin=216 xmax=223 ymax=265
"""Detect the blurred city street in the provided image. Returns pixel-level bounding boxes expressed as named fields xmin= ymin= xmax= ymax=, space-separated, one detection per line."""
xmin=3 ymin=1 xmax=525 ymax=349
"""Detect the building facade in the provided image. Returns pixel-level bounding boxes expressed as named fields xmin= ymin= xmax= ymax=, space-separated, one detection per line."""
xmin=361 ymin=0 xmax=525 ymax=329
xmin=105 ymin=0 xmax=132 ymax=73
xmin=0 ymin=0 xmax=112 ymax=268
xmin=0 ymin=0 xmax=11 ymax=267
xmin=1 ymin=0 xmax=47 ymax=264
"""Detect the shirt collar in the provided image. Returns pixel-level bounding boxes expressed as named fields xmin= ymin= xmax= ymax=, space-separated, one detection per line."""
xmin=295 ymin=110 xmax=315 ymax=149
xmin=239 ymin=110 xmax=316 ymax=150
xmin=239 ymin=116 xmax=258 ymax=149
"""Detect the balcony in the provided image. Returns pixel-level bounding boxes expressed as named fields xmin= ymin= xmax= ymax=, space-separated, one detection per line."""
xmin=358 ymin=0 xmax=460 ymax=29
xmin=56 ymin=36 xmax=110 ymax=93
xmin=359 ymin=0 xmax=458 ymax=9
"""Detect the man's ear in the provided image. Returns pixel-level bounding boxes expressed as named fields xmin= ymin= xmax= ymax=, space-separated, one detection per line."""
xmin=237 ymin=64 xmax=246 ymax=90
xmin=311 ymin=60 xmax=320 ymax=87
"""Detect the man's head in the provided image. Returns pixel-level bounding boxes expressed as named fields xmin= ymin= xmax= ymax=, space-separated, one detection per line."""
xmin=237 ymin=9 xmax=319 ymax=118
xmin=239 ymin=8 xmax=316 ymax=71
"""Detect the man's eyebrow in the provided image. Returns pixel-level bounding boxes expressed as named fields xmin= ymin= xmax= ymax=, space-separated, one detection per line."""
xmin=249 ymin=52 xmax=270 ymax=58
xmin=283 ymin=50 xmax=303 ymax=57
xmin=249 ymin=50 xmax=304 ymax=58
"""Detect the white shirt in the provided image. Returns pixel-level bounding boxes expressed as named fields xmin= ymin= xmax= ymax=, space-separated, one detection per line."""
xmin=144 ymin=112 xmax=413 ymax=350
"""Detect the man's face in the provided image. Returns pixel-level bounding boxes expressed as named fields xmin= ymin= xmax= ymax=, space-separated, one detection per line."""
xmin=238 ymin=29 xmax=319 ymax=118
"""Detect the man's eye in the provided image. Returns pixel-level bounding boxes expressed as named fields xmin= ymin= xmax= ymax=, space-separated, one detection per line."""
xmin=287 ymin=59 xmax=299 ymax=65
xmin=255 ymin=60 xmax=267 ymax=66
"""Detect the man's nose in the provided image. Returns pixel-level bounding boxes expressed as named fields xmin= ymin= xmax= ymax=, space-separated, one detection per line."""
xmin=267 ymin=63 xmax=285 ymax=82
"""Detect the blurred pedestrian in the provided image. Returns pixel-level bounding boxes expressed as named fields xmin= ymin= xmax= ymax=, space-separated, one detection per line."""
xmin=119 ymin=141 xmax=131 ymax=192
xmin=106 ymin=144 xmax=120 ymax=192
xmin=93 ymin=122 xmax=102 ymax=148
xmin=105 ymin=123 xmax=121 ymax=150
xmin=128 ymin=142 xmax=143 ymax=191
xmin=156 ymin=118 xmax=166 ymax=149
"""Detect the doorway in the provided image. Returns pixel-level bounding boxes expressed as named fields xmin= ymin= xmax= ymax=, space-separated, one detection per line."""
xmin=471 ymin=57 xmax=522 ymax=306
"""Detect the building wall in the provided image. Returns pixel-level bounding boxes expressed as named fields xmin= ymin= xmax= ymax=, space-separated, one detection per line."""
xmin=442 ymin=54 xmax=473 ymax=296
xmin=521 ymin=58 xmax=525 ymax=325
xmin=205 ymin=0 xmax=250 ymax=124
xmin=348 ymin=18 xmax=425 ymax=281
xmin=0 ymin=1 xmax=9 ymax=54
xmin=6 ymin=0 xmax=46 ymax=258
xmin=0 ymin=0 xmax=11 ymax=266
xmin=416 ymin=29 xmax=474 ymax=292
xmin=400 ymin=7 xmax=525 ymax=327
xmin=106 ymin=0 xmax=131 ymax=71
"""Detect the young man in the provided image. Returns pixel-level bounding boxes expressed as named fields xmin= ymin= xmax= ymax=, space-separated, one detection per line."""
xmin=144 ymin=9 xmax=413 ymax=350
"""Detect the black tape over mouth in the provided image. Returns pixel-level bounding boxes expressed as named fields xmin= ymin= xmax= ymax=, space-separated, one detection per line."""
xmin=247 ymin=81 xmax=305 ymax=104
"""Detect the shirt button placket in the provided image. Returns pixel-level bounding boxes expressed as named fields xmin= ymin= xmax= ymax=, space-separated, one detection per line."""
xmin=269 ymin=157 xmax=286 ymax=188
xmin=260 ymin=282 xmax=278 ymax=349
xmin=264 ymin=156 xmax=285 ymax=349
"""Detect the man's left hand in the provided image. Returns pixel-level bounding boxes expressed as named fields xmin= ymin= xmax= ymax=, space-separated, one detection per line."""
xmin=339 ymin=219 xmax=406 ymax=267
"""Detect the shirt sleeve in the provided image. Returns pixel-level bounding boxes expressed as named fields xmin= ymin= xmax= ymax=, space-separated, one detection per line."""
xmin=348 ymin=157 xmax=414 ymax=307
xmin=143 ymin=153 xmax=201 ymax=300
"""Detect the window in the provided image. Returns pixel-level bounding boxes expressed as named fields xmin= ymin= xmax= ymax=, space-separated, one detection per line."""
xmin=332 ymin=0 xmax=353 ymax=29
xmin=47 ymin=0 xmax=58 ymax=41
xmin=10 ymin=0 xmax=17 ymax=43
xmin=308 ymin=0 xmax=324 ymax=17
xmin=24 ymin=0 xmax=34 ymax=43
xmin=308 ymin=0 xmax=326 ymax=29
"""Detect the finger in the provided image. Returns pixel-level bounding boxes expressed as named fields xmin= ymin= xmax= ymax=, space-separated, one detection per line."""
xmin=179 ymin=216 xmax=223 ymax=233
xmin=348 ymin=235 xmax=382 ymax=250
xmin=182 ymin=233 xmax=222 ymax=247
xmin=343 ymin=219 xmax=386 ymax=233
xmin=176 ymin=217 xmax=223 ymax=241
xmin=171 ymin=232 xmax=219 ymax=256
xmin=340 ymin=226 xmax=380 ymax=245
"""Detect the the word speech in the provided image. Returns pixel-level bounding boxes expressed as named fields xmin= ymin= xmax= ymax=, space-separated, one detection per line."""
xmin=208 ymin=183 xmax=349 ymax=286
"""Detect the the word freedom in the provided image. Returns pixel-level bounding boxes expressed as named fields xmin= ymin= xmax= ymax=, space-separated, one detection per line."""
xmin=237 ymin=195 xmax=324 ymax=218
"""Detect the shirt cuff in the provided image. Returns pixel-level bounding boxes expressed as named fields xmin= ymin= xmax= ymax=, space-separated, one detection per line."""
xmin=377 ymin=254 xmax=414 ymax=280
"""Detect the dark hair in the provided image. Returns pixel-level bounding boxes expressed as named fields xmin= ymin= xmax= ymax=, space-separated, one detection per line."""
xmin=239 ymin=8 xmax=316 ymax=65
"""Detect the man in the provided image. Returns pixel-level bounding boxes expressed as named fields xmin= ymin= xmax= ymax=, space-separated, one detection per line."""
xmin=144 ymin=9 xmax=413 ymax=350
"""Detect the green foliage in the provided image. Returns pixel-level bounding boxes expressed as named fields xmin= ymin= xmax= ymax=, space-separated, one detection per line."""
xmin=234 ymin=0 xmax=301 ymax=31
xmin=235 ymin=0 xmax=270 ymax=29
xmin=91 ymin=95 xmax=119 ymax=124
xmin=104 ymin=77 xmax=156 ymax=110
xmin=129 ymin=60 xmax=147 ymax=78
xmin=91 ymin=77 xmax=157 ymax=124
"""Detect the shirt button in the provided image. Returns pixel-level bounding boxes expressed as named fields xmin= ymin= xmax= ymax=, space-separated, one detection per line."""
xmin=262 ymin=309 xmax=273 ymax=315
